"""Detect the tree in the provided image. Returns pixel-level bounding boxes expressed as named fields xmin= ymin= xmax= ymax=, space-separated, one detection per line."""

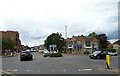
xmin=88 ymin=32 xmax=108 ymax=49
xmin=98 ymin=34 xmax=108 ymax=49
xmin=44 ymin=32 xmax=66 ymax=53
xmin=88 ymin=32 xmax=98 ymax=38
xmin=2 ymin=37 xmax=15 ymax=50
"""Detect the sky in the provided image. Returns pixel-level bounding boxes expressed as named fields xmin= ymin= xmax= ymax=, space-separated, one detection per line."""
xmin=0 ymin=0 xmax=119 ymax=47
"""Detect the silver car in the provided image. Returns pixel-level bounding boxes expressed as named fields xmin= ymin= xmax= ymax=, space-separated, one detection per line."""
xmin=20 ymin=51 xmax=33 ymax=61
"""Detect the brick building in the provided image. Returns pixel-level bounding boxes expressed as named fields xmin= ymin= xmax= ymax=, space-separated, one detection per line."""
xmin=0 ymin=30 xmax=22 ymax=50
xmin=66 ymin=35 xmax=99 ymax=54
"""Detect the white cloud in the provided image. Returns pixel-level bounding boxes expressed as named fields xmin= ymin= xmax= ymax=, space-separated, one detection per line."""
xmin=0 ymin=0 xmax=119 ymax=46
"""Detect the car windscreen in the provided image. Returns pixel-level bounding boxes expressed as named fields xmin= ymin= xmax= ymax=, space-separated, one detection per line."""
xmin=93 ymin=51 xmax=101 ymax=54
xmin=21 ymin=51 xmax=31 ymax=54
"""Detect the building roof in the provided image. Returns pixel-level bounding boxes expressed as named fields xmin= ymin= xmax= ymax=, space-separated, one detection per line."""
xmin=113 ymin=40 xmax=120 ymax=44
xmin=108 ymin=39 xmax=119 ymax=44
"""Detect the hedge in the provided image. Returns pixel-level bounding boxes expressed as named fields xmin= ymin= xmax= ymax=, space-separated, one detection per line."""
xmin=100 ymin=48 xmax=116 ymax=52
xmin=44 ymin=53 xmax=63 ymax=57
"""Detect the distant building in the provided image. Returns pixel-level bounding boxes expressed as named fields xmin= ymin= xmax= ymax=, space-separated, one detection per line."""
xmin=31 ymin=46 xmax=39 ymax=50
xmin=39 ymin=45 xmax=45 ymax=50
xmin=0 ymin=30 xmax=22 ymax=50
xmin=113 ymin=40 xmax=120 ymax=53
xmin=66 ymin=35 xmax=99 ymax=54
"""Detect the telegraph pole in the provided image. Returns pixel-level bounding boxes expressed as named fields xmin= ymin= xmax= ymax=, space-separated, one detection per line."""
xmin=65 ymin=25 xmax=67 ymax=39
xmin=65 ymin=25 xmax=67 ymax=53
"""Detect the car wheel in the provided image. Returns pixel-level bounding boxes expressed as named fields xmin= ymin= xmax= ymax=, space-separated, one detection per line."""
xmin=92 ymin=57 xmax=95 ymax=59
xmin=97 ymin=56 xmax=100 ymax=59
xmin=20 ymin=58 xmax=23 ymax=61
xmin=29 ymin=57 xmax=33 ymax=60
xmin=91 ymin=57 xmax=93 ymax=59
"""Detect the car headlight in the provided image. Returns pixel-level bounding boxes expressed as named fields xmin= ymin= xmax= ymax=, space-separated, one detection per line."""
xmin=94 ymin=54 xmax=97 ymax=56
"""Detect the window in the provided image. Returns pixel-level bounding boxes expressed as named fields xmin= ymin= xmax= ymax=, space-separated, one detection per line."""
xmin=86 ymin=41 xmax=91 ymax=47
xmin=16 ymin=38 xmax=18 ymax=41
xmin=16 ymin=34 xmax=18 ymax=37
xmin=78 ymin=41 xmax=82 ymax=48
xmin=94 ymin=42 xmax=98 ymax=48
xmin=68 ymin=41 xmax=73 ymax=47
xmin=74 ymin=41 xmax=76 ymax=48
xmin=78 ymin=41 xmax=81 ymax=44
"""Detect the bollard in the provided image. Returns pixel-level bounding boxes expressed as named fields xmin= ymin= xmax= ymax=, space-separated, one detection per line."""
xmin=106 ymin=54 xmax=111 ymax=69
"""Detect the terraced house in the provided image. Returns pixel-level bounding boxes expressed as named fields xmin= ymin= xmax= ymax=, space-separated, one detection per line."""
xmin=66 ymin=35 xmax=99 ymax=54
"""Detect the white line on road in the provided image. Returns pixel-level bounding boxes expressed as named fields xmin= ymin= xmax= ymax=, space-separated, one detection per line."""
xmin=63 ymin=70 xmax=67 ymax=72
xmin=78 ymin=69 xmax=81 ymax=71
xmin=78 ymin=69 xmax=92 ymax=71
xmin=7 ymin=69 xmax=18 ymax=72
xmin=26 ymin=70 xmax=30 ymax=72
xmin=38 ymin=70 xmax=41 ymax=72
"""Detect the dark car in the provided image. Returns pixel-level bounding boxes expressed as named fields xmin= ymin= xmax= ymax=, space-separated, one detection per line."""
xmin=20 ymin=51 xmax=33 ymax=61
xmin=108 ymin=52 xmax=117 ymax=56
xmin=89 ymin=51 xmax=107 ymax=59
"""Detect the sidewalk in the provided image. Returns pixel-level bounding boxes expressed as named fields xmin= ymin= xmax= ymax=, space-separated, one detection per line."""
xmin=92 ymin=64 xmax=119 ymax=73
xmin=0 ymin=53 xmax=19 ymax=58
xmin=0 ymin=69 xmax=16 ymax=76
xmin=98 ymin=67 xmax=119 ymax=73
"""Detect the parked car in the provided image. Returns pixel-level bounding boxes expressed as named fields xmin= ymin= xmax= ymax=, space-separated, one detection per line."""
xmin=108 ymin=52 xmax=117 ymax=56
xmin=89 ymin=51 xmax=107 ymax=59
xmin=43 ymin=49 xmax=49 ymax=54
xmin=20 ymin=51 xmax=33 ymax=61
xmin=30 ymin=50 xmax=37 ymax=52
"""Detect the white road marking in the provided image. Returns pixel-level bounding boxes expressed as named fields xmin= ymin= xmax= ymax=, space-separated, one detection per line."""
xmin=38 ymin=70 xmax=41 ymax=72
xmin=78 ymin=69 xmax=92 ymax=71
xmin=7 ymin=69 xmax=18 ymax=72
xmin=63 ymin=70 xmax=67 ymax=72
xmin=26 ymin=70 xmax=30 ymax=72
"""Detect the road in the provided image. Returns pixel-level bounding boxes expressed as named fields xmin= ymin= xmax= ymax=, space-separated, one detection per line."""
xmin=1 ymin=52 xmax=118 ymax=75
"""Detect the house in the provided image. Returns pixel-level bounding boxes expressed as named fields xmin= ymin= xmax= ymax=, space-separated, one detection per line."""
xmin=113 ymin=40 xmax=120 ymax=54
xmin=66 ymin=35 xmax=99 ymax=54
xmin=107 ymin=41 xmax=113 ymax=48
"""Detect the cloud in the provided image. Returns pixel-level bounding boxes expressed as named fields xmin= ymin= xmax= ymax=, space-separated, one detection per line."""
xmin=0 ymin=0 xmax=119 ymax=46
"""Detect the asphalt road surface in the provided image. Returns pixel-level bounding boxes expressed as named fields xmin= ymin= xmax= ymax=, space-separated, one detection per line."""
xmin=1 ymin=52 xmax=118 ymax=74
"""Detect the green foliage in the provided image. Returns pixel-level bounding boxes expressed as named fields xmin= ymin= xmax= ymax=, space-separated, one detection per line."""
xmin=98 ymin=34 xmax=108 ymax=49
xmin=103 ymin=48 xmax=116 ymax=52
xmin=88 ymin=32 xmax=108 ymax=49
xmin=44 ymin=32 xmax=66 ymax=52
xmin=44 ymin=53 xmax=63 ymax=57
xmin=88 ymin=32 xmax=98 ymax=38
xmin=2 ymin=37 xmax=15 ymax=50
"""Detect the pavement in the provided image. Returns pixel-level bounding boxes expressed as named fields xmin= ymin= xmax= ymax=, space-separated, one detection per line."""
xmin=0 ymin=53 xmax=19 ymax=58
xmin=0 ymin=69 xmax=16 ymax=76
